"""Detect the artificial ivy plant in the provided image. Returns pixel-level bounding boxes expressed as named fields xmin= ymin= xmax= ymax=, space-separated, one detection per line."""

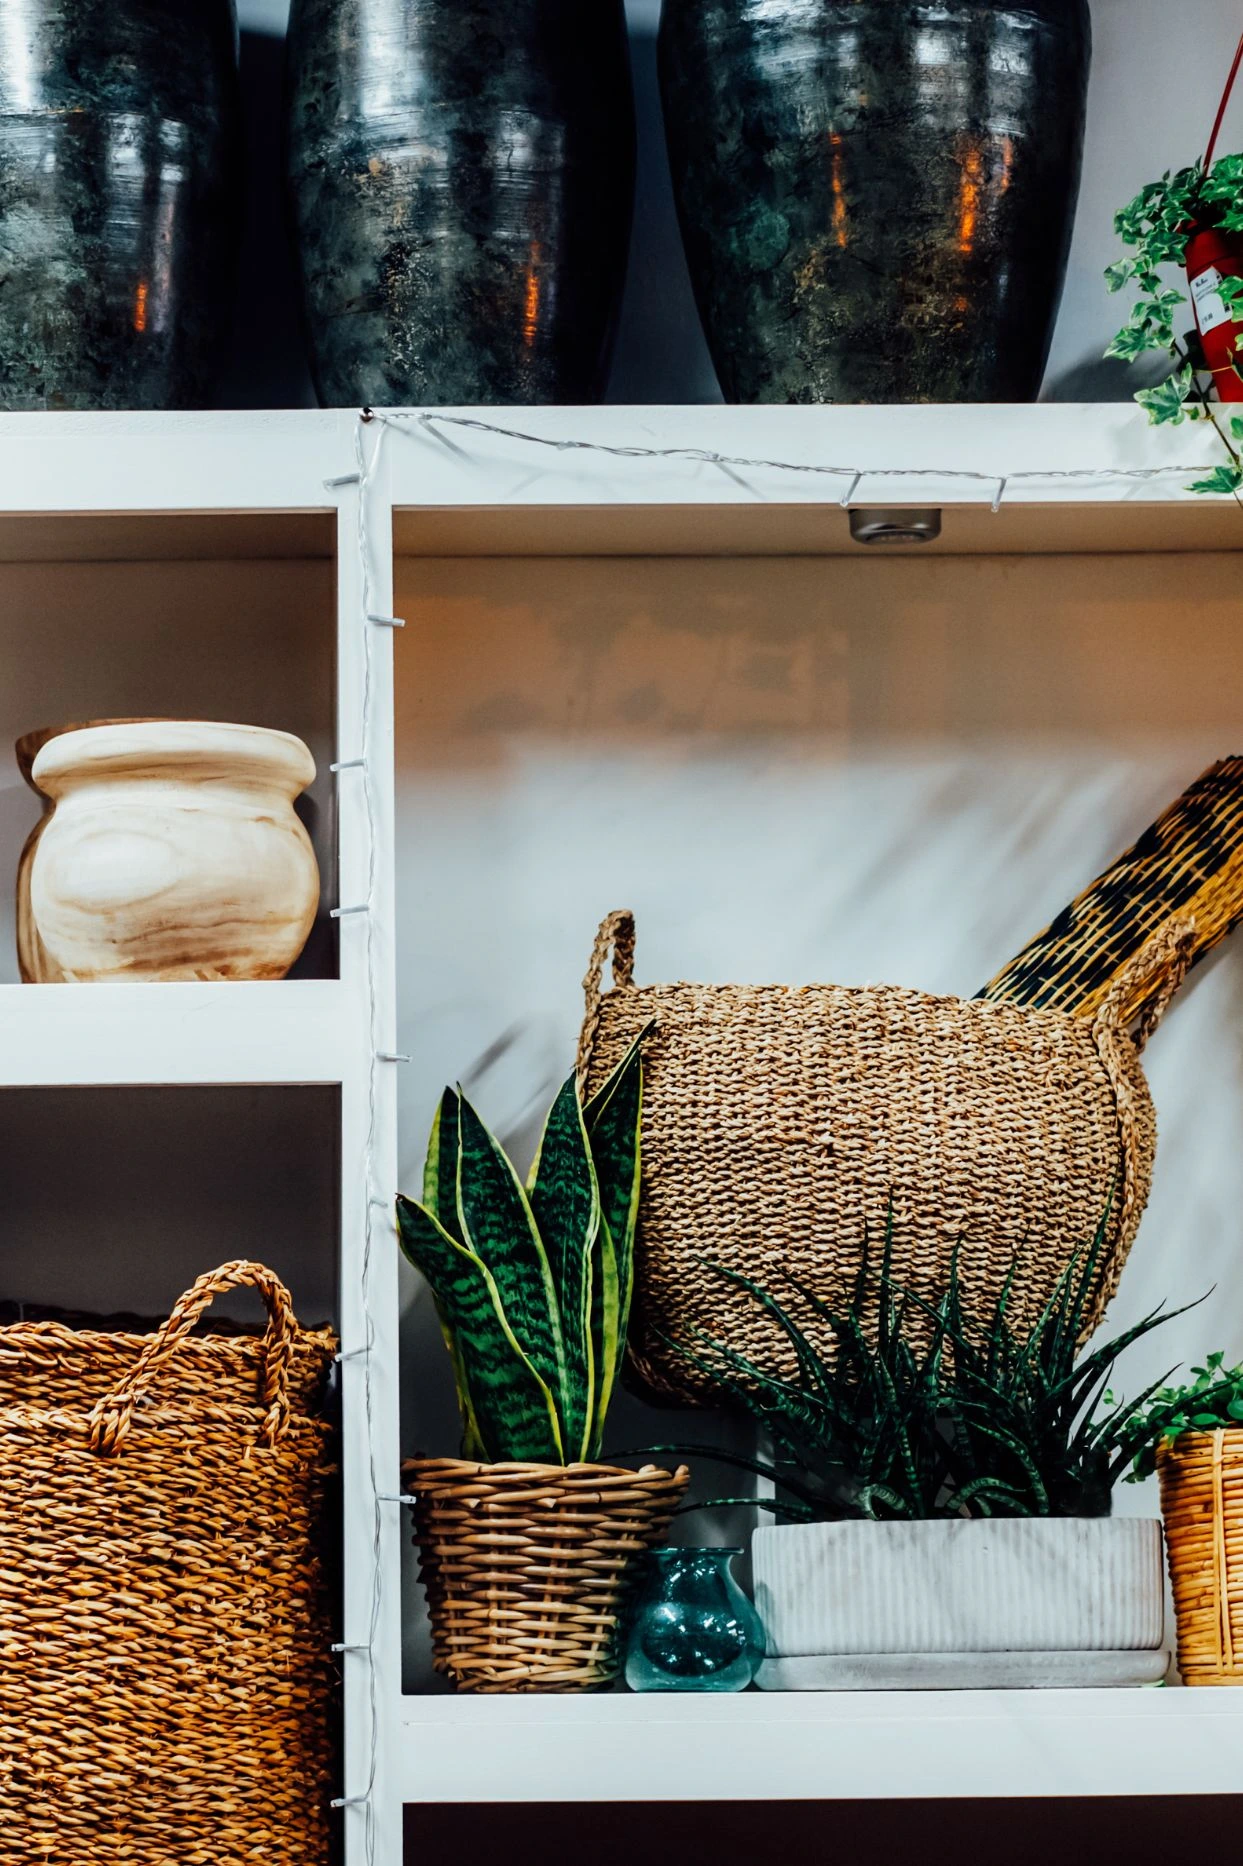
xmin=397 ymin=1026 xmax=650 ymax=1465
xmin=1124 ymin=1352 xmax=1243 ymax=1482
xmin=1106 ymin=153 xmax=1243 ymax=494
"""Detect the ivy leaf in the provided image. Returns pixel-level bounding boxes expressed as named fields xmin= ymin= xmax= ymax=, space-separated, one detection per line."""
xmin=1104 ymin=259 xmax=1132 ymax=294
xmin=1106 ymin=320 xmax=1170 ymax=362
xmin=1136 ymin=363 xmax=1195 ymax=424
xmin=1188 ymin=463 xmax=1243 ymax=496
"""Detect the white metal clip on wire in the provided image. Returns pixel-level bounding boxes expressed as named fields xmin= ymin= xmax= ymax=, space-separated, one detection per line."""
xmin=330 ymin=757 xmax=365 ymax=773
xmin=366 ymin=613 xmax=406 ymax=629
xmin=330 ymin=903 xmax=369 ymax=919
xmin=324 ymin=471 xmax=361 ymax=489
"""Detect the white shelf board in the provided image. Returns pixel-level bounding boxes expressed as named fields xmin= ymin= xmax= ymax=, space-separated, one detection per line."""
xmin=0 ymin=981 xmax=354 ymax=1087
xmin=0 ymin=409 xmax=357 ymax=518
xmin=397 ymin=1688 xmax=1243 ymax=1803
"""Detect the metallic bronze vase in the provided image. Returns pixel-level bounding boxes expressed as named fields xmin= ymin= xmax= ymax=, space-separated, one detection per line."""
xmin=285 ymin=0 xmax=636 ymax=408
xmin=659 ymin=0 xmax=1091 ymax=403
xmin=0 ymin=0 xmax=242 ymax=411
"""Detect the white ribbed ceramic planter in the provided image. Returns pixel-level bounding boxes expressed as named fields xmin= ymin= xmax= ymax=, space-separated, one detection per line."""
xmin=752 ymin=1518 xmax=1165 ymax=1661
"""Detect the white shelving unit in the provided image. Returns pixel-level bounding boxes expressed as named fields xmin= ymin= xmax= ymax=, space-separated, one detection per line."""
xmin=4 ymin=404 xmax=1243 ymax=1857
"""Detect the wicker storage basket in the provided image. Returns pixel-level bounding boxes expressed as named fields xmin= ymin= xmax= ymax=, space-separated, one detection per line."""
xmin=1159 ymin=1430 xmax=1243 ymax=1685
xmin=405 ymin=1457 xmax=689 ymax=1693
xmin=577 ymin=910 xmax=1194 ymax=1406
xmin=0 ymin=1260 xmax=338 ymax=1864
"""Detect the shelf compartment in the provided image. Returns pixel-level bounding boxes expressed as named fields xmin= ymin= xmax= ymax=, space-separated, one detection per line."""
xmin=0 ymin=1082 xmax=340 ymax=1328
xmin=0 ymin=549 xmax=339 ymax=982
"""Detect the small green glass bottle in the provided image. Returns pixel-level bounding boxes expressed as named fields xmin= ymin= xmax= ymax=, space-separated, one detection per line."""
xmin=624 ymin=1547 xmax=765 ymax=1693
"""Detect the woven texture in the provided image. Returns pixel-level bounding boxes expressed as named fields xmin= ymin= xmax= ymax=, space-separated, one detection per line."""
xmin=1160 ymin=1430 xmax=1243 ymax=1686
xmin=577 ymin=911 xmax=1193 ymax=1407
xmin=0 ymin=1261 xmax=338 ymax=1864
xmin=982 ymin=755 xmax=1243 ymax=1023
xmin=406 ymin=1457 xmax=688 ymax=1693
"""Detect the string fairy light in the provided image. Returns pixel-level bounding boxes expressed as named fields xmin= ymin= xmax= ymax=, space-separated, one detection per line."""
xmin=320 ymin=411 xmax=404 ymax=1865
xmin=372 ymin=406 xmax=1233 ymax=505
xmin=322 ymin=398 xmax=1239 ymax=1853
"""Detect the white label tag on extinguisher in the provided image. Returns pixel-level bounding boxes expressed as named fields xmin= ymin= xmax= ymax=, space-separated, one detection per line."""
xmin=1192 ymin=265 xmax=1232 ymax=334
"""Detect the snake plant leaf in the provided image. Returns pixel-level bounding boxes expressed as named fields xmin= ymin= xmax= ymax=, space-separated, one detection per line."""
xmin=527 ymin=1072 xmax=600 ymax=1460
xmin=586 ymin=1218 xmax=618 ymax=1462
xmin=454 ymin=1092 xmax=567 ymax=1428
xmin=584 ymin=1024 xmax=650 ymax=1387
xmin=395 ymin=1193 xmax=564 ymax=1462
xmin=422 ymin=1088 xmax=464 ymax=1243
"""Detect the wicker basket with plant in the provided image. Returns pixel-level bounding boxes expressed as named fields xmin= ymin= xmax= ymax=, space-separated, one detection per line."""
xmin=1129 ymin=1357 xmax=1243 ymax=1686
xmin=397 ymin=1026 xmax=688 ymax=1694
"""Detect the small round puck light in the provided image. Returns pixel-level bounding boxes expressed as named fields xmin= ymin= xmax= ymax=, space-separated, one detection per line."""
xmin=849 ymin=507 xmax=943 ymax=546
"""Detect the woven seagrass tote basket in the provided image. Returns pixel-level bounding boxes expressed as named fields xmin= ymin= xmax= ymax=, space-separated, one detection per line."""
xmin=405 ymin=1457 xmax=688 ymax=1693
xmin=576 ymin=910 xmax=1195 ymax=1407
xmin=1159 ymin=1430 xmax=1243 ymax=1685
xmin=0 ymin=1260 xmax=338 ymax=1865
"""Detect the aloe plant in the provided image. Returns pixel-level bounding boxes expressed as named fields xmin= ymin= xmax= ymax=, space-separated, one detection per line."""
xmin=397 ymin=1026 xmax=650 ymax=1464
xmin=643 ymin=1214 xmax=1208 ymax=1522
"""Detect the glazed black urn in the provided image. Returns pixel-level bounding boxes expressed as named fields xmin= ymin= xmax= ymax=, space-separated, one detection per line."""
xmin=0 ymin=0 xmax=241 ymax=410
xmin=285 ymin=0 xmax=636 ymax=408
xmin=658 ymin=0 xmax=1091 ymax=403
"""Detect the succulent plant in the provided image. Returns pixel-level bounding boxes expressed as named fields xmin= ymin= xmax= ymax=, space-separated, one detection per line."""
xmin=397 ymin=1026 xmax=650 ymax=1464
xmin=642 ymin=1212 xmax=1208 ymax=1521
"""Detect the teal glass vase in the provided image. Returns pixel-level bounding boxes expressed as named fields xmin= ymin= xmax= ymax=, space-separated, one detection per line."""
xmin=624 ymin=1547 xmax=765 ymax=1693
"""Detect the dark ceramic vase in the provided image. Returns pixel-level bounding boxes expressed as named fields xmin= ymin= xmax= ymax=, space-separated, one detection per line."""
xmin=285 ymin=0 xmax=636 ymax=408
xmin=0 ymin=1 xmax=241 ymax=411
xmin=659 ymin=0 xmax=1091 ymax=404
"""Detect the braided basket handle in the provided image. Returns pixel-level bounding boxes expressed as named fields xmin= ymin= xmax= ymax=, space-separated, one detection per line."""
xmin=1092 ymin=918 xmax=1199 ymax=1054
xmin=87 ymin=1260 xmax=297 ymax=1457
xmin=576 ymin=910 xmax=637 ymax=1089
xmin=1090 ymin=919 xmax=1197 ymax=1268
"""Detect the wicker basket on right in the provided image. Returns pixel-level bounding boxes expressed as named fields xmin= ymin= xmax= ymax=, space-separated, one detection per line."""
xmin=1159 ymin=1430 xmax=1243 ymax=1685
xmin=577 ymin=910 xmax=1197 ymax=1408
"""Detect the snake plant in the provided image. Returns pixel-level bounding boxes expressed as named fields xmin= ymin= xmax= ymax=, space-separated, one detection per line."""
xmin=397 ymin=1025 xmax=650 ymax=1465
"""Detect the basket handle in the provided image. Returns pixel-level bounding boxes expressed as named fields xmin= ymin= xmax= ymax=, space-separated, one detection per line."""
xmin=1091 ymin=917 xmax=1199 ymax=1054
xmin=576 ymin=910 xmax=637 ymax=1088
xmin=87 ymin=1260 xmax=297 ymax=1457
xmin=1090 ymin=920 xmax=1197 ymax=1270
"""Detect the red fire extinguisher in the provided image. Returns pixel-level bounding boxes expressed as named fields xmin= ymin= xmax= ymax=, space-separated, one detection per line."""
xmin=1186 ymin=224 xmax=1243 ymax=402
xmin=1186 ymin=32 xmax=1243 ymax=403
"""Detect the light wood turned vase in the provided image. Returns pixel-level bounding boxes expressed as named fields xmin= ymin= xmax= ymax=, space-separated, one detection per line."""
xmin=26 ymin=720 xmax=320 ymax=982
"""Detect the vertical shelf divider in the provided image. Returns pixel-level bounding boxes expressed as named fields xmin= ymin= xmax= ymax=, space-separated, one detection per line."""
xmin=336 ymin=430 xmax=404 ymax=1866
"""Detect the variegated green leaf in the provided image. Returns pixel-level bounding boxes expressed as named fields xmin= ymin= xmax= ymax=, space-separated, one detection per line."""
xmin=587 ymin=1218 xmax=620 ymax=1461
xmin=455 ymin=1091 xmax=566 ymax=1427
xmin=527 ymin=1073 xmax=600 ymax=1460
xmin=396 ymin=1193 xmax=563 ymax=1462
xmin=422 ymin=1088 xmax=463 ymax=1242
xmin=585 ymin=1025 xmax=649 ymax=1417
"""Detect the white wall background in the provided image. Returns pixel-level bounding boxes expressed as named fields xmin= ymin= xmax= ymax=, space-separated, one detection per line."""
xmin=233 ymin=0 xmax=1243 ymax=407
